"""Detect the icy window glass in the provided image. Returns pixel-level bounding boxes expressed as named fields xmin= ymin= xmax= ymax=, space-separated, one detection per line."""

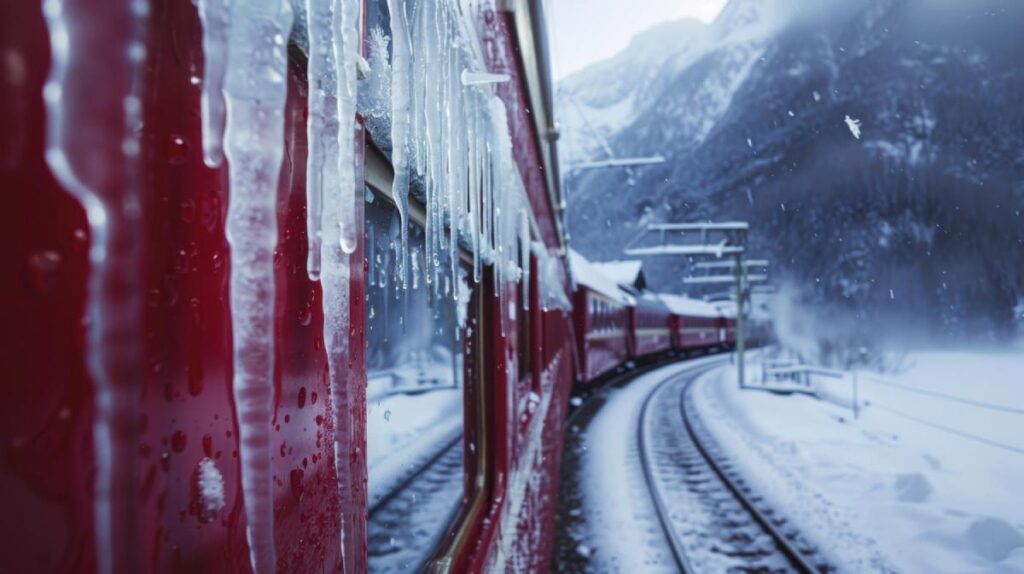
xmin=365 ymin=197 xmax=466 ymax=572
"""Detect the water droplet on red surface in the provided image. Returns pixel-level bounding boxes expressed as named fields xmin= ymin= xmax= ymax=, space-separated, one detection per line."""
xmin=167 ymin=135 xmax=189 ymax=165
xmin=171 ymin=431 xmax=187 ymax=453
xmin=180 ymin=199 xmax=196 ymax=223
xmin=298 ymin=305 xmax=312 ymax=326
xmin=310 ymin=391 xmax=317 ymax=405
xmin=297 ymin=387 xmax=307 ymax=409
xmin=72 ymin=228 xmax=88 ymax=252
xmin=187 ymin=364 xmax=203 ymax=396
xmin=202 ymin=434 xmax=213 ymax=458
xmin=289 ymin=468 xmax=304 ymax=500
xmin=26 ymin=250 xmax=61 ymax=293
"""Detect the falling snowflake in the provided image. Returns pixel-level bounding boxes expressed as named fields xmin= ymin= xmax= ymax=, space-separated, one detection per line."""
xmin=845 ymin=115 xmax=862 ymax=139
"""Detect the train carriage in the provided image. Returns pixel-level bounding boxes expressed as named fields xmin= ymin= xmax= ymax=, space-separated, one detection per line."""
xmin=629 ymin=293 xmax=674 ymax=358
xmin=660 ymin=294 xmax=726 ymax=352
xmin=568 ymin=250 xmax=634 ymax=383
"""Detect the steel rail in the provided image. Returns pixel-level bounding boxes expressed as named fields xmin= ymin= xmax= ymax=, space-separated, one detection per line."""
xmin=368 ymin=434 xmax=463 ymax=518
xmin=679 ymin=378 xmax=824 ymax=573
xmin=636 ymin=366 xmax=719 ymax=573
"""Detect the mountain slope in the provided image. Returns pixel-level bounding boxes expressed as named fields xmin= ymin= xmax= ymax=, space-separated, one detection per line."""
xmin=561 ymin=0 xmax=1024 ymax=339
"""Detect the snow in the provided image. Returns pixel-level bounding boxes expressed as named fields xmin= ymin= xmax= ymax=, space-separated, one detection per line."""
xmin=624 ymin=243 xmax=744 ymax=257
xmin=657 ymin=293 xmax=722 ymax=319
xmin=591 ymin=259 xmax=643 ymax=289
xmin=692 ymin=350 xmax=1024 ymax=572
xmin=197 ymin=457 xmax=227 ymax=522
xmin=845 ymin=114 xmax=862 ymax=139
xmin=486 ymin=351 xmax=566 ymax=571
xmin=535 ymin=243 xmax=572 ymax=311
xmin=568 ymin=249 xmax=635 ymax=305
xmin=366 ymin=385 xmax=463 ymax=503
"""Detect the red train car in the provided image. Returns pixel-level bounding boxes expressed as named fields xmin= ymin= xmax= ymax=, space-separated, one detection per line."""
xmin=660 ymin=294 xmax=726 ymax=352
xmin=569 ymin=250 xmax=634 ymax=383
xmin=1 ymin=0 xmax=578 ymax=572
xmin=629 ymin=293 xmax=673 ymax=358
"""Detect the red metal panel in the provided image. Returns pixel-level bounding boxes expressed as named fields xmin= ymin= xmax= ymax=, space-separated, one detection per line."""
xmin=1 ymin=3 xmax=97 ymax=571
xmin=631 ymin=300 xmax=672 ymax=357
xmin=575 ymin=290 xmax=630 ymax=383
xmin=483 ymin=9 xmax=559 ymax=249
xmin=675 ymin=315 xmax=720 ymax=350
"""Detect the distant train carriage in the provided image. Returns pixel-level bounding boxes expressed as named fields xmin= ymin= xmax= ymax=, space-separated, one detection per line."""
xmin=630 ymin=293 xmax=674 ymax=358
xmin=569 ymin=251 xmax=634 ymax=382
xmin=660 ymin=294 xmax=725 ymax=352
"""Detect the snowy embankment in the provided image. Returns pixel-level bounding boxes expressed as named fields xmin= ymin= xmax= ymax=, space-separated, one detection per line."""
xmin=692 ymin=351 xmax=1024 ymax=573
xmin=366 ymin=380 xmax=462 ymax=505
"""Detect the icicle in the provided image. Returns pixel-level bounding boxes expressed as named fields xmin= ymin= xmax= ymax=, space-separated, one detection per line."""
xmin=472 ymin=109 xmax=482 ymax=281
xmin=197 ymin=0 xmax=231 ymax=167
xmin=447 ymin=45 xmax=462 ymax=294
xmin=334 ymin=0 xmax=360 ymax=254
xmin=420 ymin=0 xmax=441 ymax=289
xmin=43 ymin=0 xmax=149 ymax=571
xmin=520 ymin=209 xmax=530 ymax=310
xmin=386 ymin=0 xmax=412 ymax=290
xmin=319 ymin=99 xmax=357 ymax=574
xmin=222 ymin=1 xmax=294 ymax=573
xmin=304 ymin=0 xmax=339 ymax=281
xmin=461 ymin=70 xmax=510 ymax=85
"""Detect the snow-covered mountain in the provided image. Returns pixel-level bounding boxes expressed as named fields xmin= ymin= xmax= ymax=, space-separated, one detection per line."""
xmin=558 ymin=0 xmax=792 ymax=165
xmin=560 ymin=0 xmax=1024 ymax=339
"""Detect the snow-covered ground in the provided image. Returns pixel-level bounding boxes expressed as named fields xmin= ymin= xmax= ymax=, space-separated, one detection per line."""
xmin=366 ymin=362 xmax=463 ymax=505
xmin=692 ymin=350 xmax=1024 ymax=573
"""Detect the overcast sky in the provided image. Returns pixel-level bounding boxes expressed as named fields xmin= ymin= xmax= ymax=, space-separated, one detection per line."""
xmin=548 ymin=0 xmax=727 ymax=80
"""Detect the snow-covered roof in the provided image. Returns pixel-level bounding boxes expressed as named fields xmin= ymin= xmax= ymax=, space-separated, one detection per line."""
xmin=714 ymin=300 xmax=738 ymax=319
xmin=568 ymin=249 xmax=635 ymax=305
xmin=592 ymin=259 xmax=644 ymax=289
xmin=657 ymin=294 xmax=722 ymax=319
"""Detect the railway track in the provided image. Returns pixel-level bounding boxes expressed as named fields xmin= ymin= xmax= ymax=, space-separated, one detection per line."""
xmin=367 ymin=435 xmax=464 ymax=572
xmin=639 ymin=369 xmax=831 ymax=573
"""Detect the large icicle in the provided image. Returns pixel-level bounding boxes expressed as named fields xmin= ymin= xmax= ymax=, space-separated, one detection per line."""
xmin=317 ymin=0 xmax=362 ymax=567
xmin=197 ymin=0 xmax=231 ymax=167
xmin=334 ymin=0 xmax=360 ymax=254
xmin=222 ymin=1 xmax=294 ymax=573
xmin=386 ymin=0 xmax=412 ymax=289
xmin=42 ymin=0 xmax=149 ymax=572
xmin=304 ymin=0 xmax=339 ymax=281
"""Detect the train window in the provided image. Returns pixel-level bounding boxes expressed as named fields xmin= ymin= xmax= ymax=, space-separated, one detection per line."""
xmin=364 ymin=196 xmax=469 ymax=572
